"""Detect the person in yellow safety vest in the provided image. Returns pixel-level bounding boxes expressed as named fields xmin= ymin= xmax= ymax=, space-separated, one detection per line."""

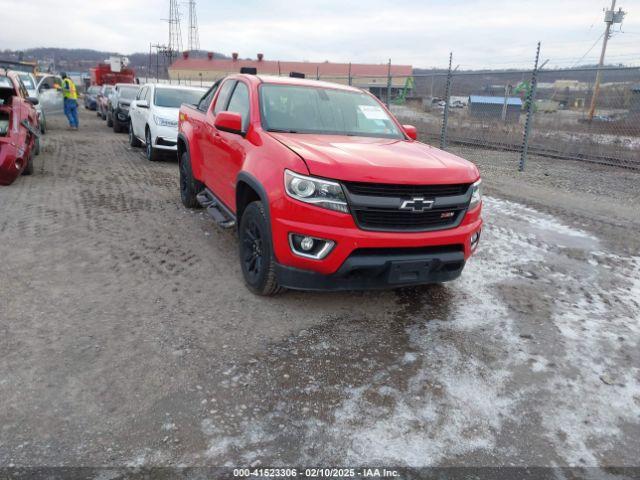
xmin=58 ymin=72 xmax=79 ymax=130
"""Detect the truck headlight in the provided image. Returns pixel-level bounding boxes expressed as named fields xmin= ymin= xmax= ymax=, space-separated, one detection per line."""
xmin=284 ymin=170 xmax=349 ymax=213
xmin=469 ymin=179 xmax=482 ymax=209
xmin=153 ymin=115 xmax=178 ymax=127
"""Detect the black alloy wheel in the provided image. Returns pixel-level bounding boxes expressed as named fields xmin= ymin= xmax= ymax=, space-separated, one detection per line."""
xmin=238 ymin=202 xmax=282 ymax=296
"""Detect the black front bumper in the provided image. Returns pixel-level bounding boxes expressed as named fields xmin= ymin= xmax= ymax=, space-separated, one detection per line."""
xmin=114 ymin=110 xmax=130 ymax=123
xmin=275 ymin=247 xmax=466 ymax=291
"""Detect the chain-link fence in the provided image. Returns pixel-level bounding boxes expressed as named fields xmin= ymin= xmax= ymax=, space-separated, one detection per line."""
xmin=379 ymin=64 xmax=640 ymax=171
xmin=309 ymin=62 xmax=639 ymax=171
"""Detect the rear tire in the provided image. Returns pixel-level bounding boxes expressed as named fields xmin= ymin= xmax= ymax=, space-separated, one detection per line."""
xmin=145 ymin=128 xmax=160 ymax=161
xmin=113 ymin=119 xmax=123 ymax=133
xmin=239 ymin=201 xmax=283 ymax=296
xmin=179 ymin=152 xmax=203 ymax=209
xmin=39 ymin=113 xmax=46 ymax=134
xmin=129 ymin=123 xmax=142 ymax=147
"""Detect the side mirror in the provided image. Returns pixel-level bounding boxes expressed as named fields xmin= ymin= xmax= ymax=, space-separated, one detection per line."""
xmin=27 ymin=97 xmax=39 ymax=106
xmin=403 ymin=124 xmax=418 ymax=141
xmin=214 ymin=111 xmax=243 ymax=135
xmin=137 ymin=100 xmax=149 ymax=109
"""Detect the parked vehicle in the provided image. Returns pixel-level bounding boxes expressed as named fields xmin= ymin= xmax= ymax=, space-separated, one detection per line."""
xmin=89 ymin=59 xmax=135 ymax=86
xmin=177 ymin=74 xmax=482 ymax=295
xmin=106 ymin=83 xmax=140 ymax=133
xmin=96 ymin=84 xmax=114 ymax=120
xmin=35 ymin=73 xmax=64 ymax=119
xmin=129 ymin=84 xmax=205 ymax=161
xmin=0 ymin=70 xmax=39 ymax=185
xmin=84 ymin=85 xmax=100 ymax=110
xmin=15 ymin=72 xmax=46 ymax=133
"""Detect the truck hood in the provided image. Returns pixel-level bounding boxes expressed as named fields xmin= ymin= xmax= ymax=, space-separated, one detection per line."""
xmin=268 ymin=133 xmax=479 ymax=184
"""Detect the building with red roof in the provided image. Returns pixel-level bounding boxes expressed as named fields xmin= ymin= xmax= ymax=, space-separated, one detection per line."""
xmin=168 ymin=52 xmax=413 ymax=98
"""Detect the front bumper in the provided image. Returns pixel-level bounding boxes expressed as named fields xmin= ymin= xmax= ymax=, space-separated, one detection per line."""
xmin=114 ymin=109 xmax=130 ymax=123
xmin=275 ymin=246 xmax=465 ymax=291
xmin=270 ymin=195 xmax=483 ymax=287
xmin=153 ymin=125 xmax=178 ymax=151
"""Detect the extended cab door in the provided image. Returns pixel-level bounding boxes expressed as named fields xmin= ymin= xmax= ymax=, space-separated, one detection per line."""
xmin=213 ymin=80 xmax=251 ymax=209
xmin=201 ymin=79 xmax=236 ymax=199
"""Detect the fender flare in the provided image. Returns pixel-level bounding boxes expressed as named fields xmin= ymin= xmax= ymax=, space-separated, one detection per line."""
xmin=177 ymin=132 xmax=190 ymax=159
xmin=236 ymin=171 xmax=272 ymax=235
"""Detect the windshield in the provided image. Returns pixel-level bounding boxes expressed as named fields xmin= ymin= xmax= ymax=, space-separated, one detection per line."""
xmin=88 ymin=86 xmax=100 ymax=95
xmin=103 ymin=86 xmax=113 ymax=94
xmin=119 ymin=86 xmax=139 ymax=100
xmin=18 ymin=74 xmax=35 ymax=90
xmin=154 ymin=88 xmax=203 ymax=108
xmin=260 ymin=84 xmax=403 ymax=139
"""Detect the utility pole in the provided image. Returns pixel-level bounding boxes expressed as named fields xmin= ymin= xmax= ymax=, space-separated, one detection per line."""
xmin=587 ymin=0 xmax=626 ymax=121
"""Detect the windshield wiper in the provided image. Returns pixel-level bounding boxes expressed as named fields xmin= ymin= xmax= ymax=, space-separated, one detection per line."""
xmin=268 ymin=128 xmax=299 ymax=133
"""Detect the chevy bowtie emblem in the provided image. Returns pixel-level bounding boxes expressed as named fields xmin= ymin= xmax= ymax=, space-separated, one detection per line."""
xmin=399 ymin=197 xmax=435 ymax=212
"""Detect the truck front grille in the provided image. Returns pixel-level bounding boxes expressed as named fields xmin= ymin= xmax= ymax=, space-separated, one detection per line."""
xmin=343 ymin=181 xmax=471 ymax=198
xmin=342 ymin=181 xmax=470 ymax=232
xmin=354 ymin=208 xmax=466 ymax=231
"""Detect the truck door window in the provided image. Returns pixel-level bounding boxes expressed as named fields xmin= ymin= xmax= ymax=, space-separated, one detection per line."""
xmin=197 ymin=81 xmax=219 ymax=112
xmin=226 ymin=82 xmax=250 ymax=131
xmin=213 ymin=80 xmax=236 ymax=115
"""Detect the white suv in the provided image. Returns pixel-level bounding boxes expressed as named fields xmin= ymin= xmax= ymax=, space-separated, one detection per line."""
xmin=128 ymin=83 xmax=206 ymax=161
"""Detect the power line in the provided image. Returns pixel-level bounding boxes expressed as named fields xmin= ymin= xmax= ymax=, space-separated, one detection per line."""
xmin=570 ymin=32 xmax=605 ymax=68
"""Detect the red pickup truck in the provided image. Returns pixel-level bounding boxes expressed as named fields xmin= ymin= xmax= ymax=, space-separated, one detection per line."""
xmin=178 ymin=74 xmax=482 ymax=295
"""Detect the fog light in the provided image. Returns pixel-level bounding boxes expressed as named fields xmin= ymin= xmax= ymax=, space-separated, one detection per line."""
xmin=289 ymin=233 xmax=335 ymax=259
xmin=471 ymin=230 xmax=481 ymax=251
xmin=300 ymin=236 xmax=314 ymax=251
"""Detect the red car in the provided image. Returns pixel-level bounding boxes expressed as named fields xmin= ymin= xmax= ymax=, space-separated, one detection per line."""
xmin=0 ymin=69 xmax=39 ymax=185
xmin=178 ymin=74 xmax=482 ymax=294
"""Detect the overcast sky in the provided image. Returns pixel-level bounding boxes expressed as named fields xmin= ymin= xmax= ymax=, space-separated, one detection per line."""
xmin=1 ymin=0 xmax=638 ymax=69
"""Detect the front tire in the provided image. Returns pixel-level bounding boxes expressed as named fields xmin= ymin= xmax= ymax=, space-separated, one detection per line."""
xmin=179 ymin=152 xmax=203 ymax=209
xmin=239 ymin=201 xmax=283 ymax=296
xmin=106 ymin=112 xmax=113 ymax=127
xmin=129 ymin=123 xmax=142 ymax=147
xmin=145 ymin=128 xmax=160 ymax=161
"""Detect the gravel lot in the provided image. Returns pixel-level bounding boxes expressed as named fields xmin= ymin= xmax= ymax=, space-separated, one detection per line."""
xmin=1 ymin=110 xmax=639 ymax=473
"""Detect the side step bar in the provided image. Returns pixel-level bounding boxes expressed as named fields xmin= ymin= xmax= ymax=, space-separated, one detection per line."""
xmin=196 ymin=189 xmax=236 ymax=229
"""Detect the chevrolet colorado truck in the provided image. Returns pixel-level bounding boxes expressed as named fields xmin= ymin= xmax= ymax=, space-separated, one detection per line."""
xmin=177 ymin=74 xmax=482 ymax=295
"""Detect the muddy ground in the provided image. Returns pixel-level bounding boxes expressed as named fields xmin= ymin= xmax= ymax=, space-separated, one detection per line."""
xmin=1 ymin=110 xmax=639 ymax=473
